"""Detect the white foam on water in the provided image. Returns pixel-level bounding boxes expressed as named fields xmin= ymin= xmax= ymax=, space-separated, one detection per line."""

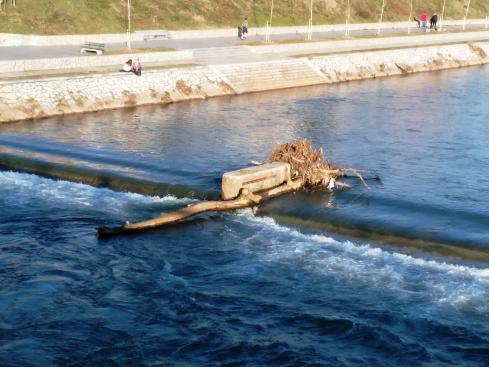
xmin=231 ymin=209 xmax=489 ymax=314
xmin=0 ymin=171 xmax=188 ymax=214
xmin=2 ymin=171 xmax=487 ymax=314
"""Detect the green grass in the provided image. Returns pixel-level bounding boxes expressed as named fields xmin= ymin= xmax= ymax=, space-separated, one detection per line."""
xmin=0 ymin=0 xmax=488 ymax=35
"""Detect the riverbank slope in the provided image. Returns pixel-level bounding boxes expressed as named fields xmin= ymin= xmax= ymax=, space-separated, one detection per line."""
xmin=0 ymin=0 xmax=486 ymax=34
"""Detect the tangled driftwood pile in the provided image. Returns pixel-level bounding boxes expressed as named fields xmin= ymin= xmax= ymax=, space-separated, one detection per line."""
xmin=268 ymin=139 xmax=337 ymax=186
xmin=98 ymin=139 xmax=370 ymax=236
xmin=267 ymin=139 xmax=368 ymax=189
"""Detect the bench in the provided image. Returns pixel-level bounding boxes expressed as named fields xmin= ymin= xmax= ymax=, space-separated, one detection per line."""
xmin=135 ymin=30 xmax=172 ymax=42
xmin=80 ymin=42 xmax=105 ymax=55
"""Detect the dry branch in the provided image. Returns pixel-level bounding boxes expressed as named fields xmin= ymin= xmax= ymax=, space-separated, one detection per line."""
xmin=267 ymin=139 xmax=369 ymax=189
xmin=267 ymin=139 xmax=339 ymax=187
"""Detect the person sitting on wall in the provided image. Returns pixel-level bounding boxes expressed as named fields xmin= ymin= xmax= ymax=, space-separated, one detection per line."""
xmin=131 ymin=58 xmax=142 ymax=76
xmin=122 ymin=59 xmax=133 ymax=72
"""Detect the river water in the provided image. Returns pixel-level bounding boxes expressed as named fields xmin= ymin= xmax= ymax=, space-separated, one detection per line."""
xmin=1 ymin=66 xmax=488 ymax=366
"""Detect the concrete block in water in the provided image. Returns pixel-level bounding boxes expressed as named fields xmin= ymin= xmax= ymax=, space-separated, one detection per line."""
xmin=222 ymin=162 xmax=291 ymax=200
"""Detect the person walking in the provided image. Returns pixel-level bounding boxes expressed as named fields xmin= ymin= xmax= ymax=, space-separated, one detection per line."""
xmin=420 ymin=11 xmax=428 ymax=32
xmin=430 ymin=13 xmax=438 ymax=31
xmin=241 ymin=17 xmax=249 ymax=39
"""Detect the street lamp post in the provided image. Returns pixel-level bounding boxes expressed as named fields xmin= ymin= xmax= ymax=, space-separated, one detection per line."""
xmin=127 ymin=0 xmax=132 ymax=49
xmin=463 ymin=0 xmax=471 ymax=30
xmin=407 ymin=0 xmax=413 ymax=34
xmin=345 ymin=0 xmax=351 ymax=37
xmin=377 ymin=0 xmax=385 ymax=35
xmin=307 ymin=0 xmax=313 ymax=40
xmin=266 ymin=0 xmax=274 ymax=42
xmin=440 ymin=0 xmax=446 ymax=31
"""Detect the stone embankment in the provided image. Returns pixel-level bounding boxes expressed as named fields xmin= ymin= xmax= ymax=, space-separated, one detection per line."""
xmin=1 ymin=42 xmax=488 ymax=123
xmin=0 ymin=50 xmax=193 ymax=74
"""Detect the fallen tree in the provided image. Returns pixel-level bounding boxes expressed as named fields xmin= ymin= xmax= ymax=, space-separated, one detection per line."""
xmin=98 ymin=139 xmax=369 ymax=237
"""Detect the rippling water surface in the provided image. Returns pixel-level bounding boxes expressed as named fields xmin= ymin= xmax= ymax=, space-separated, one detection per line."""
xmin=1 ymin=66 xmax=489 ymax=366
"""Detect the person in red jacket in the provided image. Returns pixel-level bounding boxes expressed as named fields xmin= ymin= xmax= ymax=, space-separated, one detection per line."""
xmin=420 ymin=11 xmax=428 ymax=32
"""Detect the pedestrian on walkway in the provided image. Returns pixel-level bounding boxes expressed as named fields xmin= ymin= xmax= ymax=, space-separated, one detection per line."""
xmin=241 ymin=17 xmax=248 ymax=38
xmin=420 ymin=11 xmax=428 ymax=32
xmin=430 ymin=13 xmax=438 ymax=31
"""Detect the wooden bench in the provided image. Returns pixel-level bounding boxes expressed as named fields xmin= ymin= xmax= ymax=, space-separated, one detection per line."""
xmin=80 ymin=42 xmax=105 ymax=55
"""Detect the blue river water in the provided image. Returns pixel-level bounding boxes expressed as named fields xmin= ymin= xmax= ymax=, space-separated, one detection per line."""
xmin=1 ymin=66 xmax=489 ymax=366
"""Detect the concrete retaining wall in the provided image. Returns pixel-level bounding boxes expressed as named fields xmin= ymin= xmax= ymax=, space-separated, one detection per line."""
xmin=308 ymin=42 xmax=489 ymax=81
xmin=1 ymin=42 xmax=488 ymax=123
xmin=0 ymin=65 xmax=234 ymax=122
xmin=0 ymin=50 xmax=193 ymax=74
xmin=251 ymin=31 xmax=489 ymax=55
xmin=1 ymin=19 xmax=488 ymax=46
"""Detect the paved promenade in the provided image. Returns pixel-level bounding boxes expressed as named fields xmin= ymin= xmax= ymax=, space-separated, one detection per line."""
xmin=2 ymin=29 xmax=489 ymax=80
xmin=1 ymin=22 xmax=486 ymax=61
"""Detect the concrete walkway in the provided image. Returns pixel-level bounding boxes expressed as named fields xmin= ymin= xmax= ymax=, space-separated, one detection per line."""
xmin=0 ymin=60 xmax=197 ymax=82
xmin=2 ymin=28 xmax=489 ymax=82
xmin=1 ymin=23 xmax=487 ymax=61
